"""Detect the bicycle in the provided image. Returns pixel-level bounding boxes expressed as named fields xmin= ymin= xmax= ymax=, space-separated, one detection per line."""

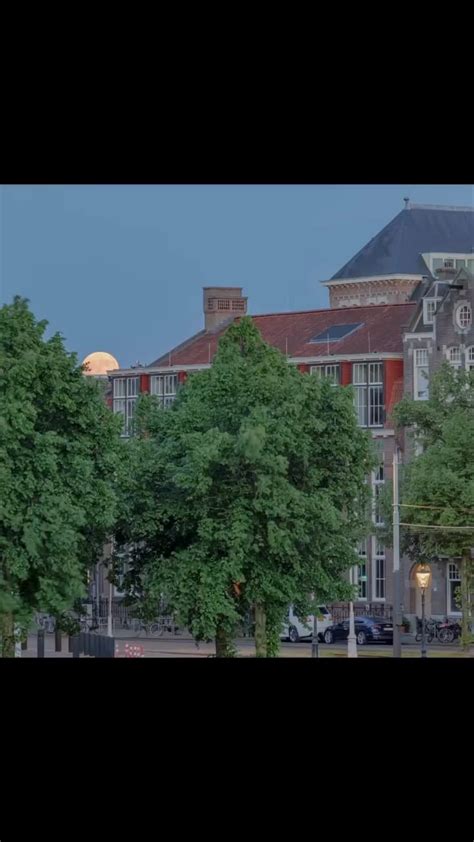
xmin=415 ymin=616 xmax=438 ymax=643
xmin=437 ymin=619 xmax=462 ymax=644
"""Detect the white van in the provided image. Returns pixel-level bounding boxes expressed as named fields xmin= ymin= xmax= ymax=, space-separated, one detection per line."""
xmin=280 ymin=605 xmax=333 ymax=643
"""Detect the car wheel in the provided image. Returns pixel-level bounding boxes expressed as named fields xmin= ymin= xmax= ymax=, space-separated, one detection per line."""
xmin=357 ymin=631 xmax=367 ymax=645
xmin=324 ymin=629 xmax=333 ymax=644
xmin=288 ymin=626 xmax=299 ymax=643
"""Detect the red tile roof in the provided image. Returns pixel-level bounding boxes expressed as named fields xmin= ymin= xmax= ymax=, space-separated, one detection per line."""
xmin=150 ymin=303 xmax=416 ymax=368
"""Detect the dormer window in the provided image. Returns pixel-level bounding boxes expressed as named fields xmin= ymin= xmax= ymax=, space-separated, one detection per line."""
xmin=455 ymin=303 xmax=472 ymax=330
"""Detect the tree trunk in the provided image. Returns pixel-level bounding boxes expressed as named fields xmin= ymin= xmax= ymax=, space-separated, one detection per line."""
xmin=0 ymin=613 xmax=15 ymax=659
xmin=254 ymin=604 xmax=267 ymax=657
xmin=460 ymin=553 xmax=473 ymax=651
xmin=215 ymin=623 xmax=236 ymax=657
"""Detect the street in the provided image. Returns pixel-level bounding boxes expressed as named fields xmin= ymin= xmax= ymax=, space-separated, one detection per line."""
xmin=19 ymin=634 xmax=471 ymax=658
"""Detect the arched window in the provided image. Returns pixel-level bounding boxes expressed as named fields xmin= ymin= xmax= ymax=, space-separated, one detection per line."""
xmin=456 ymin=303 xmax=472 ymax=330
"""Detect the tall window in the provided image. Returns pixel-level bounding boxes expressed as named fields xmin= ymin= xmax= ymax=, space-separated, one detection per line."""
xmin=372 ymin=453 xmax=385 ymax=527
xmin=467 ymin=347 xmax=474 ymax=372
xmin=150 ymin=374 xmax=178 ymax=407
xmin=353 ymin=362 xmax=384 ymax=427
xmin=373 ymin=539 xmax=386 ymax=600
xmin=310 ymin=364 xmax=340 ymax=385
xmin=355 ymin=540 xmax=368 ymax=600
xmin=447 ymin=347 xmax=462 ymax=369
xmin=414 ymin=348 xmax=429 ymax=400
xmin=113 ymin=377 xmax=139 ymax=436
xmin=423 ymin=299 xmax=439 ymax=325
xmin=447 ymin=563 xmax=461 ymax=615
xmin=455 ymin=303 xmax=472 ymax=330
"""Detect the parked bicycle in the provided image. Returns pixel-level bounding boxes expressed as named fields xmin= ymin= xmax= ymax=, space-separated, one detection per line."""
xmin=415 ymin=616 xmax=438 ymax=643
xmin=436 ymin=619 xmax=462 ymax=644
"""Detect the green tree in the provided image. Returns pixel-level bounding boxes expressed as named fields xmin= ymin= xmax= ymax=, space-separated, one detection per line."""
xmin=115 ymin=318 xmax=373 ymax=656
xmin=0 ymin=297 xmax=121 ymax=656
xmin=393 ymin=364 xmax=474 ymax=649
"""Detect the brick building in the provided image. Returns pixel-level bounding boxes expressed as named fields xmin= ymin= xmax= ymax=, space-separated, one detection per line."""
xmin=107 ymin=201 xmax=474 ymax=624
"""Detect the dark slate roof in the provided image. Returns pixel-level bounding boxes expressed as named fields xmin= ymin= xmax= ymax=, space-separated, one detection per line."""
xmin=331 ymin=204 xmax=474 ymax=280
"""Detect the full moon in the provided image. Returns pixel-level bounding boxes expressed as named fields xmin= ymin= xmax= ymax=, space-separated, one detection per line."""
xmin=82 ymin=351 xmax=120 ymax=376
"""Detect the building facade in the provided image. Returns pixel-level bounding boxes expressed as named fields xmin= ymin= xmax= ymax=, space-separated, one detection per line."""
xmin=107 ymin=201 xmax=474 ymax=626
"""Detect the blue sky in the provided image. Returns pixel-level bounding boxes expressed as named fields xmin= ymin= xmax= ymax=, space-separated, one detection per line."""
xmin=1 ymin=184 xmax=472 ymax=367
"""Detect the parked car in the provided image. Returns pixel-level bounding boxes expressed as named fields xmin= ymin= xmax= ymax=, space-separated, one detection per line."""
xmin=280 ymin=605 xmax=333 ymax=643
xmin=323 ymin=615 xmax=393 ymax=645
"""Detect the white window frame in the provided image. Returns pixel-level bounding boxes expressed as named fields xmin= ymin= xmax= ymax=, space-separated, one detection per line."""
xmin=447 ymin=563 xmax=461 ymax=616
xmin=372 ymin=460 xmax=385 ymax=527
xmin=423 ymin=298 xmax=439 ymax=325
xmin=447 ymin=346 xmax=462 ymax=369
xmin=310 ymin=364 xmax=340 ymax=385
xmin=113 ymin=377 xmax=139 ymax=437
xmin=352 ymin=362 xmax=384 ymax=428
xmin=414 ymin=348 xmax=430 ymax=401
xmin=455 ymin=302 xmax=472 ymax=330
xmin=466 ymin=346 xmax=474 ymax=372
xmin=355 ymin=540 xmax=368 ymax=601
xmin=150 ymin=374 xmax=178 ymax=408
xmin=372 ymin=537 xmax=386 ymax=601
xmin=426 ymin=254 xmax=470 ymax=274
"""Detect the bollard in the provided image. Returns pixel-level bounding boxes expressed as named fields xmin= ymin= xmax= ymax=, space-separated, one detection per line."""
xmin=55 ymin=629 xmax=62 ymax=652
xmin=72 ymin=635 xmax=80 ymax=658
xmin=37 ymin=629 xmax=45 ymax=658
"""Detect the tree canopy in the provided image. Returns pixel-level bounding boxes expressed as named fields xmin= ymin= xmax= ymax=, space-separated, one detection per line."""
xmin=0 ymin=297 xmax=121 ymax=655
xmin=393 ymin=364 xmax=474 ymax=645
xmin=115 ymin=317 xmax=374 ymax=656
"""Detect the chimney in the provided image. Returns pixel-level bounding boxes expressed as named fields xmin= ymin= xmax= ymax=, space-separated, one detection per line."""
xmin=203 ymin=286 xmax=248 ymax=331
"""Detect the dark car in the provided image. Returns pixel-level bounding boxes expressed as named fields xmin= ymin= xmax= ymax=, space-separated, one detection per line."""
xmin=323 ymin=616 xmax=393 ymax=645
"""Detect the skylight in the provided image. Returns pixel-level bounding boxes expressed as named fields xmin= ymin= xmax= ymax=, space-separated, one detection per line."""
xmin=310 ymin=323 xmax=363 ymax=344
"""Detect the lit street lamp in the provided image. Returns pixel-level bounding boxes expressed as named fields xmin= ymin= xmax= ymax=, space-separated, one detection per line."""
xmin=415 ymin=562 xmax=432 ymax=658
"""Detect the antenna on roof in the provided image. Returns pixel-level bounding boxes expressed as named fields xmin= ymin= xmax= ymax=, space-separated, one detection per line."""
xmin=403 ymin=197 xmax=410 ymax=209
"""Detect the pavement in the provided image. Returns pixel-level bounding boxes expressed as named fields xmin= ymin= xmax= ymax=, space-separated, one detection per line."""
xmin=18 ymin=633 xmax=473 ymax=658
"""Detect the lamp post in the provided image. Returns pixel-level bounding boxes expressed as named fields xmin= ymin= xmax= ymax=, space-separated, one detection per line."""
xmin=311 ymin=597 xmax=319 ymax=658
xmin=347 ymin=568 xmax=357 ymax=658
xmin=415 ymin=563 xmax=432 ymax=658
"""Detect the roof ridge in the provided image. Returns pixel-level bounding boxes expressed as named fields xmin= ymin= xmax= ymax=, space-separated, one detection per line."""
xmin=250 ymin=302 xmax=416 ymax=319
xmin=408 ymin=203 xmax=474 ymax=212
xmin=149 ymin=327 xmax=208 ymax=366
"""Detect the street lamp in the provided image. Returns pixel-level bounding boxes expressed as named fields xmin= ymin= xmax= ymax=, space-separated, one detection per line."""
xmin=415 ymin=563 xmax=432 ymax=658
xmin=311 ymin=595 xmax=319 ymax=658
xmin=347 ymin=568 xmax=357 ymax=658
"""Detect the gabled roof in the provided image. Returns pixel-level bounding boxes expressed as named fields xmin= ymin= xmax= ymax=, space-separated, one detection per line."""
xmin=149 ymin=303 xmax=416 ymax=368
xmin=331 ymin=204 xmax=474 ymax=281
xmin=405 ymin=267 xmax=474 ymax=334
